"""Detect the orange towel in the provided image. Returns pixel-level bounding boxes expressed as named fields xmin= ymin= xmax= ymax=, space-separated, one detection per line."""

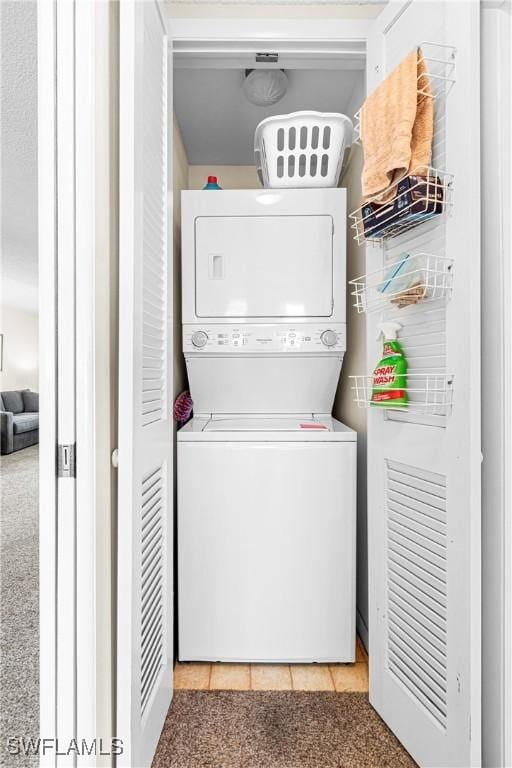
xmin=361 ymin=48 xmax=433 ymax=203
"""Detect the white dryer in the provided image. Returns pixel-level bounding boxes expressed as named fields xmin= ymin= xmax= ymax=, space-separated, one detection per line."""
xmin=178 ymin=189 xmax=356 ymax=662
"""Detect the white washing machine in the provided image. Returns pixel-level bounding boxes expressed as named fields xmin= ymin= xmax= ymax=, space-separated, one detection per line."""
xmin=178 ymin=189 xmax=356 ymax=662
xmin=178 ymin=415 xmax=356 ymax=662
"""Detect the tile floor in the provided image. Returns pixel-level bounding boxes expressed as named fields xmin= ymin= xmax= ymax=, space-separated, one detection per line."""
xmin=174 ymin=638 xmax=369 ymax=693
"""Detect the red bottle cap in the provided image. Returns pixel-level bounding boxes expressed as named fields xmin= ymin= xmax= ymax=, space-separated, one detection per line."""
xmin=207 ymin=176 xmax=218 ymax=184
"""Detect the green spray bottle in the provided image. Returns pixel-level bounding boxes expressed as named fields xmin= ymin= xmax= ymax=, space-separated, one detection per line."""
xmin=371 ymin=322 xmax=408 ymax=407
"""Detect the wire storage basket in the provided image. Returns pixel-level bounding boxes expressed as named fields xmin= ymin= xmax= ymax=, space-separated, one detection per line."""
xmin=351 ymin=42 xmax=456 ymax=245
xmin=350 ymin=372 xmax=454 ymax=416
xmin=254 ymin=111 xmax=353 ymax=189
xmin=350 ymin=168 xmax=454 ymax=246
xmin=350 ymin=252 xmax=454 ymax=314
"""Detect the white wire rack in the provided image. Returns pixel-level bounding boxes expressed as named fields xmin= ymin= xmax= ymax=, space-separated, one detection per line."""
xmin=350 ymin=252 xmax=454 ymax=314
xmin=350 ymin=372 xmax=454 ymax=416
xmin=350 ymin=167 xmax=453 ymax=246
xmin=351 ymin=41 xmax=455 ymax=246
xmin=353 ymin=42 xmax=456 ymax=144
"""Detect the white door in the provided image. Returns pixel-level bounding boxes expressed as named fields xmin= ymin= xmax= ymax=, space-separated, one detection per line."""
xmin=117 ymin=2 xmax=173 ymax=766
xmin=38 ymin=2 xmax=74 ymax=761
xmin=365 ymin=3 xmax=481 ymax=767
xmin=40 ymin=2 xmax=120 ymax=761
xmin=195 ymin=215 xmax=334 ymax=318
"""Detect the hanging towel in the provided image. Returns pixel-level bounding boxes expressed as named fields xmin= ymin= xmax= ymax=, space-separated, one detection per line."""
xmin=360 ymin=48 xmax=434 ymax=203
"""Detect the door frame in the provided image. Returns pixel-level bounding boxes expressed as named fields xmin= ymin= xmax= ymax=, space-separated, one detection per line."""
xmin=38 ymin=3 xmax=58 ymax=760
xmin=170 ymin=17 xmax=370 ymax=69
xmin=480 ymin=3 xmax=512 ymax=766
xmin=38 ymin=1 xmax=116 ymax=763
xmin=39 ymin=1 xmax=79 ymax=760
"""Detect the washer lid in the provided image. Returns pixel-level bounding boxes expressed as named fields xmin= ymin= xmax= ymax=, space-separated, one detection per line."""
xmin=178 ymin=415 xmax=357 ymax=442
xmin=203 ymin=416 xmax=331 ymax=432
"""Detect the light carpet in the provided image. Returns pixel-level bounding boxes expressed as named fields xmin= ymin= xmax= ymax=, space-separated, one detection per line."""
xmin=153 ymin=690 xmax=416 ymax=768
xmin=0 ymin=446 xmax=39 ymax=768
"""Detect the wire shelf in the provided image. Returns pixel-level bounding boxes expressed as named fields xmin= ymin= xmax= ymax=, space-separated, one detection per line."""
xmin=350 ymin=167 xmax=453 ymax=246
xmin=353 ymin=42 xmax=456 ymax=144
xmin=351 ymin=41 xmax=455 ymax=246
xmin=349 ymin=372 xmax=454 ymax=416
xmin=350 ymin=252 xmax=454 ymax=314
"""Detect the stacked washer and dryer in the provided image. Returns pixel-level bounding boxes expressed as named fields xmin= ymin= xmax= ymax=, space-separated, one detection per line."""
xmin=178 ymin=189 xmax=356 ymax=663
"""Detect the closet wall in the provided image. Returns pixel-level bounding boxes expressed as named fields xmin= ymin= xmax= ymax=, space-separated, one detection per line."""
xmin=173 ymin=116 xmax=189 ymax=402
xmin=481 ymin=4 xmax=512 ymax=766
xmin=333 ymin=144 xmax=368 ymax=644
xmin=189 ymin=165 xmax=260 ymax=190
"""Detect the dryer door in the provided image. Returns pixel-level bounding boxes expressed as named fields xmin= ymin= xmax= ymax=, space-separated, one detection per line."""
xmin=195 ymin=215 xmax=333 ymax=318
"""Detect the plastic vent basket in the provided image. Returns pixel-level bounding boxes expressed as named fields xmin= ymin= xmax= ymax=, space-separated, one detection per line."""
xmin=254 ymin=111 xmax=353 ymax=189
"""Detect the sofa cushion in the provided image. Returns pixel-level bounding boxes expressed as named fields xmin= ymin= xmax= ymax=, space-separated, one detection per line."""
xmin=0 ymin=410 xmax=14 ymax=454
xmin=1 ymin=391 xmax=25 ymax=414
xmin=22 ymin=391 xmax=39 ymax=413
xmin=12 ymin=413 xmax=39 ymax=434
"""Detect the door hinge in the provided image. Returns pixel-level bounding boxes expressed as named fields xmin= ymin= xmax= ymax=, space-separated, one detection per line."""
xmin=57 ymin=443 xmax=76 ymax=478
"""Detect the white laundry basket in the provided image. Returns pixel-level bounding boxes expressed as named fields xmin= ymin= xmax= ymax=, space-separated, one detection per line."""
xmin=254 ymin=111 xmax=353 ymax=189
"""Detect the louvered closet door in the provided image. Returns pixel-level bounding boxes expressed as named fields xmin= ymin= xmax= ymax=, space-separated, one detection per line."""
xmin=117 ymin=2 xmax=173 ymax=766
xmin=365 ymin=3 xmax=481 ymax=766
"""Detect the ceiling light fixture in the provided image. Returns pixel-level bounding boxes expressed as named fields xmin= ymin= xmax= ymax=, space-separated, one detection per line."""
xmin=243 ymin=69 xmax=288 ymax=107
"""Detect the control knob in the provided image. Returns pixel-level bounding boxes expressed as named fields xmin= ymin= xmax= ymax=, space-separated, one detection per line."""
xmin=191 ymin=331 xmax=208 ymax=348
xmin=320 ymin=330 xmax=338 ymax=347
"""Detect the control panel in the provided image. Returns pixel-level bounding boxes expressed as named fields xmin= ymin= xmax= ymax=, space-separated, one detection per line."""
xmin=183 ymin=324 xmax=346 ymax=353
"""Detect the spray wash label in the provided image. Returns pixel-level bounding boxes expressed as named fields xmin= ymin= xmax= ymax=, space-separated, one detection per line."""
xmin=371 ymin=322 xmax=408 ymax=407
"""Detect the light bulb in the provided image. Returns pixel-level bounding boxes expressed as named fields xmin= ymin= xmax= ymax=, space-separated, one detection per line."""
xmin=243 ymin=69 xmax=288 ymax=107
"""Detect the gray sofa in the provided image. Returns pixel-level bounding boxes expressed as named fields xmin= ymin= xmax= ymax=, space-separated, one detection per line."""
xmin=0 ymin=390 xmax=39 ymax=455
